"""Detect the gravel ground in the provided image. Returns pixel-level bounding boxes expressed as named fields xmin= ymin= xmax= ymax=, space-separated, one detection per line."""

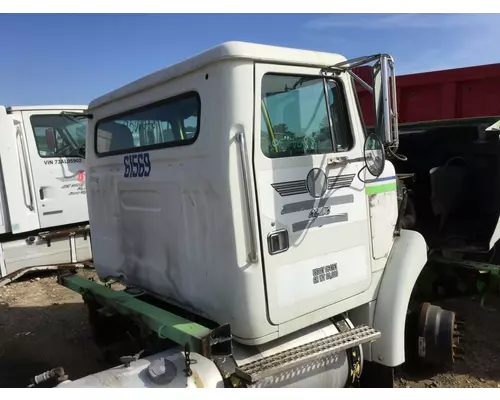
xmin=1 ymin=269 xmax=499 ymax=388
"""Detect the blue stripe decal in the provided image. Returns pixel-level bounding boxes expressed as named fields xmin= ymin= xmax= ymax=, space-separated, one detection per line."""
xmin=373 ymin=175 xmax=396 ymax=183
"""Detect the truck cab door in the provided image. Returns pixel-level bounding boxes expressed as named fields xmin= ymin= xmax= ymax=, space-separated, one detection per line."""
xmin=20 ymin=109 xmax=89 ymax=230
xmin=253 ymin=63 xmax=373 ymax=325
xmin=0 ymin=107 xmax=40 ymax=234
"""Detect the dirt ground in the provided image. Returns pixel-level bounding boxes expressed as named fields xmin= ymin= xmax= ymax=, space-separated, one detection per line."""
xmin=0 ymin=269 xmax=112 ymax=388
xmin=1 ymin=269 xmax=500 ymax=388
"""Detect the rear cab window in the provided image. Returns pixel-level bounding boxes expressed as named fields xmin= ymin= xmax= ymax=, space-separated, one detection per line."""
xmin=94 ymin=92 xmax=200 ymax=156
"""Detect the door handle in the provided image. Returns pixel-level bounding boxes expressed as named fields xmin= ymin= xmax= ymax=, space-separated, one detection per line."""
xmin=267 ymin=229 xmax=289 ymax=255
xmin=39 ymin=187 xmax=45 ymax=200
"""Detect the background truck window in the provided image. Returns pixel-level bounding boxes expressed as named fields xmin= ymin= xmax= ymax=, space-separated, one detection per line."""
xmin=30 ymin=114 xmax=87 ymax=158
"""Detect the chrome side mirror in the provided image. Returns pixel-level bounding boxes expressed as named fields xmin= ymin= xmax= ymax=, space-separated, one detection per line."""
xmin=364 ymin=133 xmax=385 ymax=178
xmin=324 ymin=53 xmax=399 ymax=149
xmin=372 ymin=56 xmax=393 ymax=145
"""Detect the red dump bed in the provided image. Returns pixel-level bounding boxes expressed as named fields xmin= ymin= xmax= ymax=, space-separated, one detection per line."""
xmin=355 ymin=62 xmax=500 ymax=126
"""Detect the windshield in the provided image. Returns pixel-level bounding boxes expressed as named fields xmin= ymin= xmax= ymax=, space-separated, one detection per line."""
xmin=260 ymin=73 xmax=353 ymax=159
xmin=30 ymin=114 xmax=87 ymax=158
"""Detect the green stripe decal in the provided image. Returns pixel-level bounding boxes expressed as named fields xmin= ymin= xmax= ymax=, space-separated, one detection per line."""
xmin=365 ymin=182 xmax=397 ymax=195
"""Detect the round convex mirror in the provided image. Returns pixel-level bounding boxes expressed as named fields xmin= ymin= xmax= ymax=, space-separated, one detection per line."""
xmin=363 ymin=133 xmax=385 ymax=177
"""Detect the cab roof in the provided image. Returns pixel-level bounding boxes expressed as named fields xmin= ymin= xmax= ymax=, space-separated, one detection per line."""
xmin=7 ymin=105 xmax=87 ymax=112
xmin=88 ymin=41 xmax=347 ymax=110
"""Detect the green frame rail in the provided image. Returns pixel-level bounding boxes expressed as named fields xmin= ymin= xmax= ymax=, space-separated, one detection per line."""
xmin=57 ymin=271 xmax=230 ymax=357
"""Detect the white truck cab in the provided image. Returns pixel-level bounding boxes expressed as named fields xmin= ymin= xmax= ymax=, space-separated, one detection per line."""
xmin=0 ymin=105 xmax=92 ymax=278
xmin=85 ymin=41 xmax=422 ymax=351
xmin=55 ymin=42 xmax=459 ymax=388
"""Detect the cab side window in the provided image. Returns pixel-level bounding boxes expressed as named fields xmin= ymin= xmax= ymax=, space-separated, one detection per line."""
xmin=260 ymin=73 xmax=353 ymax=159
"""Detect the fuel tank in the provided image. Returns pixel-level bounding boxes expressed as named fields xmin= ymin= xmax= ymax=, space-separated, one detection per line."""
xmin=57 ymin=318 xmax=355 ymax=388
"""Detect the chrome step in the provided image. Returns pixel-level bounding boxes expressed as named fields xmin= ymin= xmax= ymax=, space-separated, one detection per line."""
xmin=235 ymin=324 xmax=381 ymax=383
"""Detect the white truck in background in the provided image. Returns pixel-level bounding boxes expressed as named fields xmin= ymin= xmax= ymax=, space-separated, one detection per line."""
xmin=0 ymin=105 xmax=92 ymax=281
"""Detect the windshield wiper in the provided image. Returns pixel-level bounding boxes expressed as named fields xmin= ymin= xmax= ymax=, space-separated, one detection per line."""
xmin=60 ymin=111 xmax=93 ymax=121
xmin=292 ymin=76 xmax=319 ymax=90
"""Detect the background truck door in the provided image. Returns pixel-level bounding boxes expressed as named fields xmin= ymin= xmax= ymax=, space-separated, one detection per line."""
xmin=253 ymin=63 xmax=372 ymax=325
xmin=0 ymin=107 xmax=40 ymax=234
xmin=20 ymin=109 xmax=89 ymax=229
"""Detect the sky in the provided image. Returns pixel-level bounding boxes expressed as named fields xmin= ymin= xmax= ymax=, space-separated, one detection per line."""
xmin=0 ymin=13 xmax=499 ymax=106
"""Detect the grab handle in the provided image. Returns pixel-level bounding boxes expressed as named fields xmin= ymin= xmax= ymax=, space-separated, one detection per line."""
xmin=15 ymin=122 xmax=34 ymax=211
xmin=235 ymin=132 xmax=258 ymax=263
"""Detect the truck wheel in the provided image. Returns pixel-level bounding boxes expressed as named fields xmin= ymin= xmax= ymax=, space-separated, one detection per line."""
xmin=405 ymin=302 xmax=462 ymax=369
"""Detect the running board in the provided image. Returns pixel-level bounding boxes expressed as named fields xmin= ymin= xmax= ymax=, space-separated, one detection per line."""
xmin=235 ymin=324 xmax=381 ymax=383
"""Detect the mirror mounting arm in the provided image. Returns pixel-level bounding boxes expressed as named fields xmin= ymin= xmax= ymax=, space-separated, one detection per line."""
xmin=323 ymin=54 xmax=399 ymax=154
